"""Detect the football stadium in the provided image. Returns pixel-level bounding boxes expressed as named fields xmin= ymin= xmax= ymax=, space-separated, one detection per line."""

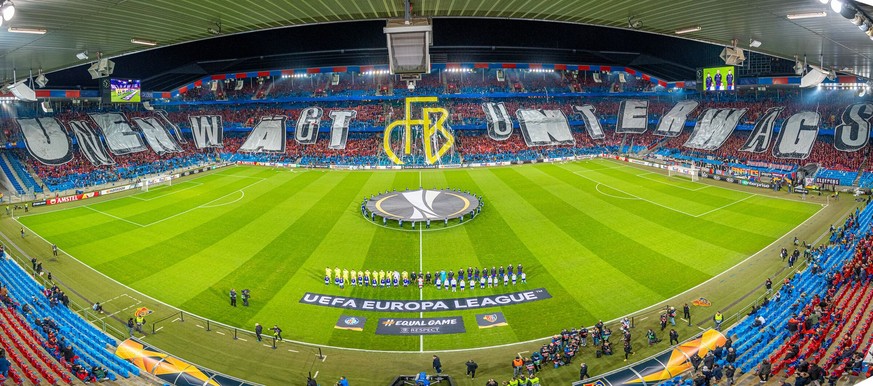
xmin=0 ymin=1 xmax=872 ymax=385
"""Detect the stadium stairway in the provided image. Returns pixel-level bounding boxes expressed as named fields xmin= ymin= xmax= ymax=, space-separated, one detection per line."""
xmin=0 ymin=153 xmax=26 ymax=195
xmin=852 ymin=157 xmax=868 ymax=187
xmin=0 ymin=258 xmax=141 ymax=381
xmin=5 ymin=154 xmax=42 ymax=193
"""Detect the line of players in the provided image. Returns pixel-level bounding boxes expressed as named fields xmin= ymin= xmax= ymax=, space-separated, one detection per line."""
xmin=324 ymin=264 xmax=526 ymax=291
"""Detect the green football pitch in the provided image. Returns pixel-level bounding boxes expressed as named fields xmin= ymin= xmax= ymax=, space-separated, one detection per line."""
xmin=18 ymin=159 xmax=822 ymax=352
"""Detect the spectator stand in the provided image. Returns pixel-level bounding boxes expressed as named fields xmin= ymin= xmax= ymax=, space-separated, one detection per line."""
xmin=0 ymin=252 xmax=142 ymax=381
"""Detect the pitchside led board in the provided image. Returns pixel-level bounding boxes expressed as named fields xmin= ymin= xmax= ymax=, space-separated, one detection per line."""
xmin=702 ymin=66 xmax=735 ymax=92
xmin=109 ymin=79 xmax=141 ymax=103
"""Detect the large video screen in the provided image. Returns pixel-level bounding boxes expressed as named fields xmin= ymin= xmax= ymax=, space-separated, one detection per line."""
xmin=110 ymin=79 xmax=141 ymax=103
xmin=702 ymin=66 xmax=735 ymax=91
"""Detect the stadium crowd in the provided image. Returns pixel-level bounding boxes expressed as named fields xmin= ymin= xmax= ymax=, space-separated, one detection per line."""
xmin=0 ymin=81 xmax=871 ymax=195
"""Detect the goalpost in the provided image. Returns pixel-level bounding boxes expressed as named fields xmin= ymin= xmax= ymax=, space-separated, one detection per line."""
xmin=141 ymin=175 xmax=173 ymax=192
xmin=667 ymin=163 xmax=700 ymax=182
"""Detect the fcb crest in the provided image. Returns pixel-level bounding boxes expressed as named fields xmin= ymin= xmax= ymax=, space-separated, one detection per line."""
xmin=582 ymin=380 xmax=607 ymax=386
xmin=692 ymin=297 xmax=712 ymax=307
xmin=476 ymin=312 xmax=508 ymax=329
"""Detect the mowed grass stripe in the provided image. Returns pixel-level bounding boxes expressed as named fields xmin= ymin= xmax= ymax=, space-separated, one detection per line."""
xmin=552 ymin=163 xmax=777 ymax=252
xmin=25 ymin=173 xmax=274 ymax=260
xmin=418 ymin=170 xmax=522 ymax=350
xmin=576 ymin=167 xmax=739 ymax=215
xmin=589 ymin=162 xmax=816 ymax=228
xmin=471 ymin=167 xmax=664 ymax=318
xmin=92 ymin=167 xmax=276 ymax=224
xmin=417 ymin=169 xmax=540 ymax=349
xmin=130 ymin=171 xmax=333 ymax=303
xmin=528 ymin=164 xmax=742 ymax=276
xmin=255 ymin=171 xmax=401 ymax=349
xmin=89 ymin=171 xmax=325 ymax=282
xmin=318 ymin=172 xmax=423 ymax=350
xmin=570 ymin=160 xmax=821 ymax=234
xmin=178 ymin=172 xmax=374 ymax=328
xmin=495 ymin=166 xmax=709 ymax=297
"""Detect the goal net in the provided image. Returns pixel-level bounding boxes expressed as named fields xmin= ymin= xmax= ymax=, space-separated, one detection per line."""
xmin=141 ymin=175 xmax=173 ymax=192
xmin=667 ymin=165 xmax=699 ymax=182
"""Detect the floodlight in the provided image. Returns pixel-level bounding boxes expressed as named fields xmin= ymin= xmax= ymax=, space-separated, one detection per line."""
xmin=76 ymin=51 xmax=89 ymax=60
xmin=831 ymin=0 xmax=843 ymax=14
xmin=1 ymin=0 xmax=14 ymax=22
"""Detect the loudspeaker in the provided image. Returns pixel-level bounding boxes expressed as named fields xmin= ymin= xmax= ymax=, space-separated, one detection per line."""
xmin=87 ymin=59 xmax=115 ymax=79
xmin=6 ymin=81 xmax=36 ymax=101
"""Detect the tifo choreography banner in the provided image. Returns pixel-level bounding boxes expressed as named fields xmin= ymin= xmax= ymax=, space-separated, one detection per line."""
xmin=18 ymin=100 xmax=873 ymax=166
xmin=299 ymin=288 xmax=552 ymax=312
xmin=376 ymin=317 xmax=465 ymax=335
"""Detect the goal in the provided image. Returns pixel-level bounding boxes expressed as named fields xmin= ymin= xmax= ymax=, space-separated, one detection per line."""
xmin=667 ymin=165 xmax=699 ymax=182
xmin=141 ymin=175 xmax=173 ymax=192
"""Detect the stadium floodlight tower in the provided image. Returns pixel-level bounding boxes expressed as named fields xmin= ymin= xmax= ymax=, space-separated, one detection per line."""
xmin=384 ymin=0 xmax=432 ymax=89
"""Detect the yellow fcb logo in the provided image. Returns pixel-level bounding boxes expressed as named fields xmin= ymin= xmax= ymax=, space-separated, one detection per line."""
xmin=383 ymin=97 xmax=455 ymax=165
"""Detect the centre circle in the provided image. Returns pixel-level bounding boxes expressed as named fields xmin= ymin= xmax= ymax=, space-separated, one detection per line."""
xmin=364 ymin=189 xmax=482 ymax=222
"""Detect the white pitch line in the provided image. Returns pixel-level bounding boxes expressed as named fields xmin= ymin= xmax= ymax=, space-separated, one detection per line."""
xmin=215 ymin=331 xmax=225 ymax=335
xmin=579 ymin=170 xmax=756 ymax=218
xmin=199 ymin=190 xmax=245 ymax=208
xmin=635 ymin=173 xmax=711 ymax=192
xmin=130 ymin=182 xmax=204 ymax=201
xmin=172 ymin=318 xmax=181 ymax=323
xmin=595 ymin=183 xmax=638 ymax=200
xmin=575 ymin=172 xmax=698 ymax=217
xmin=154 ymin=327 xmax=163 ymax=332
xmin=238 ymin=337 xmax=247 ymax=341
xmin=288 ymin=349 xmax=299 ymax=353
xmin=82 ymin=206 xmax=146 ymax=227
xmin=141 ymin=178 xmax=265 ymax=227
xmin=599 ymin=158 xmax=817 ymax=205
xmin=313 ymin=371 xmax=319 ymax=379
xmin=419 ymin=171 xmax=425 ymax=353
xmin=263 ymin=344 xmax=272 ymax=348
xmin=321 ymin=355 xmax=327 ymax=362
xmin=196 ymin=324 xmax=204 ymax=329
xmin=694 ymin=195 xmax=755 ymax=217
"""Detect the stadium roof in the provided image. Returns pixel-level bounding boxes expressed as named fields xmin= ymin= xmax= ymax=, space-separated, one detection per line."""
xmin=1 ymin=0 xmax=871 ymax=88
